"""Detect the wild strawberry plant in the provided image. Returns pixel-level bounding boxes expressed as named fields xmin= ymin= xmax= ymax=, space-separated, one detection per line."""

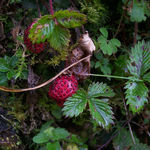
xmin=0 ymin=0 xmax=150 ymax=150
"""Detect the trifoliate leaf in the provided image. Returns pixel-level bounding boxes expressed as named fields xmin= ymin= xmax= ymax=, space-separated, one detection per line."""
xmin=125 ymin=81 xmax=148 ymax=113
xmin=88 ymin=82 xmax=115 ymax=98
xmin=127 ymin=41 xmax=150 ymax=78
xmin=62 ymin=89 xmax=88 ymax=117
xmin=88 ymin=98 xmax=114 ymax=128
xmin=99 ymin=28 xmax=108 ymax=38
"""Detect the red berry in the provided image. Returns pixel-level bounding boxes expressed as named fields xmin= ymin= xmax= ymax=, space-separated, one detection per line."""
xmin=48 ymin=75 xmax=78 ymax=107
xmin=24 ymin=21 xmax=47 ymax=53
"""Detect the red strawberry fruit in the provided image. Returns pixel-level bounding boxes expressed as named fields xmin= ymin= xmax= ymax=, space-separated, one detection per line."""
xmin=48 ymin=75 xmax=78 ymax=107
xmin=24 ymin=21 xmax=47 ymax=53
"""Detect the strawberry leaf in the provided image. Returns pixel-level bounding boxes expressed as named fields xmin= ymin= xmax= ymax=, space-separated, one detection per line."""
xmin=88 ymin=82 xmax=115 ymax=98
xmin=54 ymin=10 xmax=86 ymax=28
xmin=88 ymin=98 xmax=114 ymax=128
xmin=62 ymin=89 xmax=88 ymax=117
xmin=125 ymin=81 xmax=148 ymax=113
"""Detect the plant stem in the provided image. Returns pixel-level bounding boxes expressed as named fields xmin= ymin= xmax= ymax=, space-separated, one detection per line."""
xmin=122 ymin=96 xmax=136 ymax=144
xmin=82 ymin=73 xmax=143 ymax=81
xmin=49 ymin=0 xmax=54 ymax=15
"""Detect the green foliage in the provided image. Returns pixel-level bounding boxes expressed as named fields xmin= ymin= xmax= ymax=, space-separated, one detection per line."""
xmin=98 ymin=28 xmax=121 ymax=55
xmin=63 ymin=82 xmax=115 ymax=128
xmin=113 ymin=127 xmax=150 ymax=150
xmin=63 ymin=89 xmax=88 ymax=117
xmin=79 ymin=0 xmax=108 ymax=25
xmin=130 ymin=143 xmax=150 ymax=150
xmin=127 ymin=41 xmax=150 ymax=78
xmin=125 ymin=81 xmax=148 ymax=113
xmin=125 ymin=41 xmax=150 ymax=113
xmin=0 ymin=49 xmax=28 ymax=85
xmin=29 ymin=10 xmax=86 ymax=50
xmin=92 ymin=51 xmax=112 ymax=75
xmin=129 ymin=0 xmax=150 ymax=22
xmin=33 ymin=121 xmax=87 ymax=150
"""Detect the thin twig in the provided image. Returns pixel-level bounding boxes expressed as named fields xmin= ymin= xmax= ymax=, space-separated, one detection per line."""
xmin=98 ymin=118 xmax=132 ymax=150
xmin=122 ymin=90 xmax=136 ymax=144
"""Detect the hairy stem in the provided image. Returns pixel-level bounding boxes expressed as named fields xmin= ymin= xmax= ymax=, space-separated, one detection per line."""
xmin=81 ymin=73 xmax=143 ymax=82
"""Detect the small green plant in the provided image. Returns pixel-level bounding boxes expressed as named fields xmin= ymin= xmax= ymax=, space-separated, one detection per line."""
xmin=113 ymin=127 xmax=150 ymax=150
xmin=0 ymin=49 xmax=27 ymax=86
xmin=33 ymin=121 xmax=88 ymax=150
xmin=98 ymin=28 xmax=121 ymax=55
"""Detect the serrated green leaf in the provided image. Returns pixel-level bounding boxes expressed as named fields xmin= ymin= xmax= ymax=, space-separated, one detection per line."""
xmin=88 ymin=82 xmax=115 ymax=98
xmin=62 ymin=89 xmax=88 ymax=117
xmin=130 ymin=1 xmax=147 ymax=22
xmin=125 ymin=81 xmax=148 ymax=113
xmin=99 ymin=28 xmax=108 ymax=38
xmin=54 ymin=10 xmax=86 ymax=28
xmin=46 ymin=142 xmax=61 ymax=150
xmin=88 ymin=98 xmax=114 ymax=128
xmin=110 ymin=38 xmax=121 ymax=47
xmin=127 ymin=41 xmax=150 ymax=78
xmin=48 ymin=25 xmax=70 ymax=50
xmin=143 ymin=72 xmax=150 ymax=83
xmin=130 ymin=143 xmax=150 ymax=150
